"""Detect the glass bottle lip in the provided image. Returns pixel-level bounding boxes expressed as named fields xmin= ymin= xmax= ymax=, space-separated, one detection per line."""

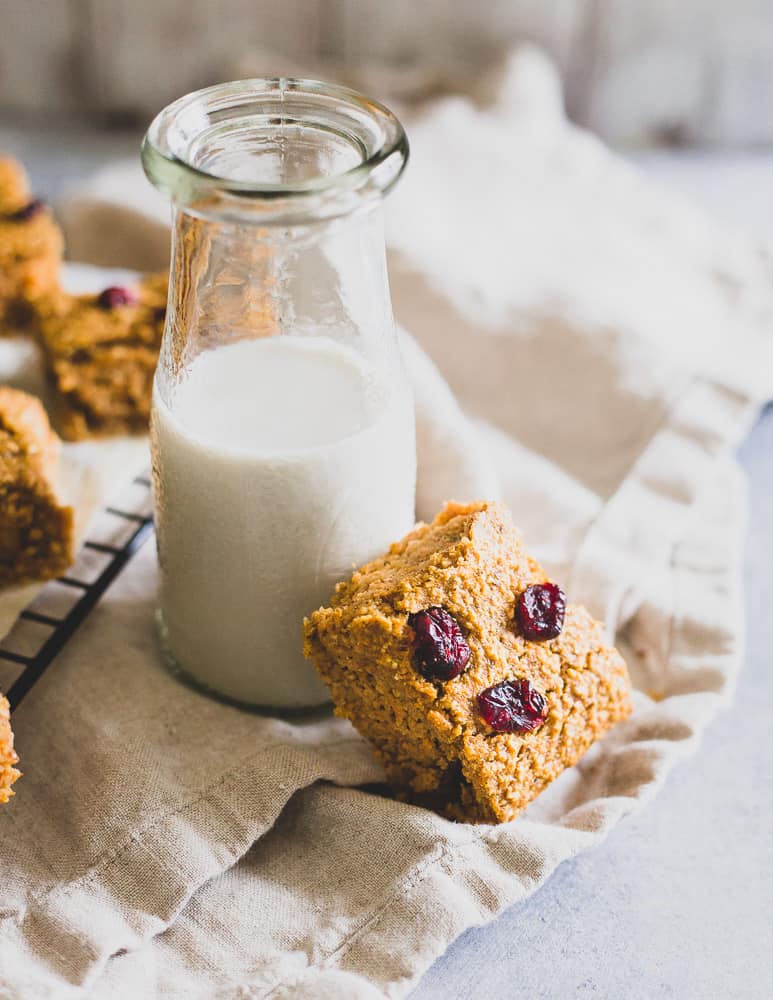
xmin=141 ymin=77 xmax=409 ymax=223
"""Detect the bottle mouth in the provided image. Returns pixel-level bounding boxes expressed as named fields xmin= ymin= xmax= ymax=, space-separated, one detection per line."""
xmin=142 ymin=77 xmax=408 ymax=223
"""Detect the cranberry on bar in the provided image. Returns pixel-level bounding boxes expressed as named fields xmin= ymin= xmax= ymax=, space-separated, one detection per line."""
xmin=304 ymin=500 xmax=632 ymax=823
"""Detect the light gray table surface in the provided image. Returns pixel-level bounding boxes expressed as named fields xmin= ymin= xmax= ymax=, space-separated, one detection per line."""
xmin=2 ymin=120 xmax=771 ymax=1000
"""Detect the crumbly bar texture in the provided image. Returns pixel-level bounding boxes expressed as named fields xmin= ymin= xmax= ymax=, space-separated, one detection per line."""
xmin=304 ymin=501 xmax=633 ymax=824
xmin=34 ymin=273 xmax=168 ymax=440
xmin=0 ymin=386 xmax=74 ymax=588
xmin=0 ymin=156 xmax=63 ymax=336
xmin=0 ymin=693 xmax=20 ymax=803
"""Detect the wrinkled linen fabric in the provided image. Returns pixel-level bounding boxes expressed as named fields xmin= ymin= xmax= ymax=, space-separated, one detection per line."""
xmin=1 ymin=48 xmax=772 ymax=999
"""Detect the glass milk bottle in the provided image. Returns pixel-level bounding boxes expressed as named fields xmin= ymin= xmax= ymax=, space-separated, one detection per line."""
xmin=142 ymin=79 xmax=416 ymax=710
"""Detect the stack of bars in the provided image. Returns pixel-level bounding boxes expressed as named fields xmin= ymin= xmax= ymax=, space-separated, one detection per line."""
xmin=0 ymin=154 xmax=168 ymax=441
xmin=0 ymin=386 xmax=75 ymax=804
xmin=0 ymin=153 xmax=169 ymax=804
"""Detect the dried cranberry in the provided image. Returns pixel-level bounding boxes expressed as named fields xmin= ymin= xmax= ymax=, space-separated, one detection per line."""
xmin=7 ymin=199 xmax=46 ymax=222
xmin=477 ymin=678 xmax=548 ymax=733
xmin=97 ymin=286 xmax=140 ymax=309
xmin=516 ymin=583 xmax=566 ymax=641
xmin=408 ymin=607 xmax=470 ymax=681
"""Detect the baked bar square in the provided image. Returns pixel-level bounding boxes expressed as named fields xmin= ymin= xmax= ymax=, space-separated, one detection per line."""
xmin=35 ymin=274 xmax=168 ymax=439
xmin=304 ymin=501 xmax=632 ymax=823
xmin=0 ymin=386 xmax=74 ymax=587
xmin=0 ymin=156 xmax=63 ymax=336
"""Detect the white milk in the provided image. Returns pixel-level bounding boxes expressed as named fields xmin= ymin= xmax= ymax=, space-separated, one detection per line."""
xmin=151 ymin=335 xmax=416 ymax=708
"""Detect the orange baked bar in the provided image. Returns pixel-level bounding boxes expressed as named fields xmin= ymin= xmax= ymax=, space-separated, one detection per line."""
xmin=34 ymin=274 xmax=168 ymax=440
xmin=0 ymin=386 xmax=74 ymax=587
xmin=0 ymin=155 xmax=63 ymax=336
xmin=0 ymin=693 xmax=20 ymax=803
xmin=304 ymin=501 xmax=632 ymax=823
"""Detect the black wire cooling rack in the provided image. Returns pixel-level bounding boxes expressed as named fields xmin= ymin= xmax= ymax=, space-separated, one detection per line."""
xmin=1 ymin=474 xmax=154 ymax=712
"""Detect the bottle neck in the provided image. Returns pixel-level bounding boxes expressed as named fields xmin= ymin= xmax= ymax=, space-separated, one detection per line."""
xmin=158 ymin=199 xmax=396 ymax=401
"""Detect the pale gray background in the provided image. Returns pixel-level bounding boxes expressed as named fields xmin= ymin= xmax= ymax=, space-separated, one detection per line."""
xmin=2 ymin=122 xmax=771 ymax=999
xmin=4 ymin=0 xmax=773 ymax=147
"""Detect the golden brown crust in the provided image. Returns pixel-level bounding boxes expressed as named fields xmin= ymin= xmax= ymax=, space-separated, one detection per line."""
xmin=0 ymin=157 xmax=63 ymax=336
xmin=0 ymin=386 xmax=74 ymax=587
xmin=34 ymin=273 xmax=168 ymax=439
xmin=0 ymin=694 xmax=20 ymax=804
xmin=304 ymin=501 xmax=633 ymax=823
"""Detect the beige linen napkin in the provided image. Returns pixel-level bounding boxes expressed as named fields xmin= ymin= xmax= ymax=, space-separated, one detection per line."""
xmin=1 ymin=48 xmax=772 ymax=999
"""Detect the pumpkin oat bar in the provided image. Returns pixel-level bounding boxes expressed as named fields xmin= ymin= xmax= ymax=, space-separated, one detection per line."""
xmin=304 ymin=501 xmax=632 ymax=823
xmin=0 ymin=693 xmax=20 ymax=803
xmin=34 ymin=274 xmax=168 ymax=440
xmin=0 ymin=386 xmax=74 ymax=588
xmin=0 ymin=156 xmax=63 ymax=336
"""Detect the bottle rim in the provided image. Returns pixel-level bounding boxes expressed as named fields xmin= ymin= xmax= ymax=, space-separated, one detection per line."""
xmin=141 ymin=77 xmax=409 ymax=223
